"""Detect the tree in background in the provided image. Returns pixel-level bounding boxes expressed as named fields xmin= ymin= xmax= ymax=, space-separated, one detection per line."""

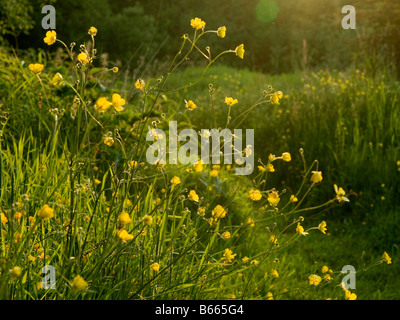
xmin=0 ymin=0 xmax=56 ymax=47
xmin=1 ymin=0 xmax=400 ymax=75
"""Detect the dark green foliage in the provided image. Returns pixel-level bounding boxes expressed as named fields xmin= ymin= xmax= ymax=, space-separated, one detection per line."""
xmin=2 ymin=0 xmax=400 ymax=75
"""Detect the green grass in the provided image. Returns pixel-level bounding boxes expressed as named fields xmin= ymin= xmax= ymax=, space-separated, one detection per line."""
xmin=163 ymin=64 xmax=400 ymax=299
xmin=0 ymin=27 xmax=398 ymax=300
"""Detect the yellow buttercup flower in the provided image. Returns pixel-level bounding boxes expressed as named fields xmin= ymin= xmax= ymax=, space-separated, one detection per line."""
xmin=143 ymin=215 xmax=153 ymax=226
xmin=198 ymin=207 xmax=206 ymax=216
xmin=154 ymin=158 xmax=165 ymax=169
xmin=247 ymin=218 xmax=255 ymax=227
xmin=217 ymin=26 xmax=226 ymax=38
xmin=296 ymin=222 xmax=308 ymax=236
xmin=112 ymin=67 xmax=119 ymax=73
xmin=282 ymin=152 xmax=291 ymax=162
xmin=14 ymin=211 xmax=23 ymax=221
xmin=344 ymin=289 xmax=357 ymax=300
xmin=334 ymin=184 xmax=349 ymax=202
xmin=88 ymin=26 xmax=98 ymax=36
xmin=222 ymin=248 xmax=236 ymax=263
xmin=242 ymin=256 xmax=249 ymax=263
xmin=202 ymin=130 xmax=211 ymax=140
xmin=308 ymin=274 xmax=322 ymax=286
xmin=266 ymin=292 xmax=274 ymax=300
xmin=129 ymin=160 xmax=138 ymax=169
xmin=242 ymin=144 xmax=251 ymax=157
xmin=270 ymin=91 xmax=283 ymax=105
xmin=290 ymin=195 xmax=298 ymax=202
xmin=212 ymin=205 xmax=227 ymax=219
xmin=188 ymin=190 xmax=199 ymax=202
xmin=209 ymin=217 xmax=217 ymax=226
xmin=249 ymin=189 xmax=262 ymax=201
xmin=193 ymin=161 xmax=204 ymax=172
xmin=324 ymin=274 xmax=332 ymax=281
xmin=382 ymin=251 xmax=392 ymax=264
xmin=95 ymin=97 xmax=112 ymax=112
xmin=117 ymin=229 xmax=134 ymax=243
xmin=82 ymin=252 xmax=92 ymax=262
xmin=268 ymin=154 xmax=276 ymax=161
xmin=38 ymin=249 xmax=50 ymax=260
xmin=318 ymin=221 xmax=327 ymax=234
xmin=118 ymin=211 xmax=132 ymax=226
xmin=224 ymin=97 xmax=238 ymax=106
xmin=71 ymin=275 xmax=88 ymax=291
xmin=10 ymin=266 xmax=22 ymax=279
xmin=29 ymin=216 xmax=36 ymax=226
xmin=150 ymin=262 xmax=160 ymax=272
xmin=52 ymin=72 xmax=63 ymax=86
xmin=190 ymin=17 xmax=206 ymax=30
xmin=221 ymin=231 xmax=231 ymax=240
xmin=77 ymin=52 xmax=89 ymax=64
xmin=185 ymin=100 xmax=197 ymax=110
xmin=104 ymin=137 xmax=114 ymax=147
xmin=112 ymin=93 xmax=125 ymax=112
xmin=322 ymin=266 xmax=329 ymax=274
xmin=269 ymin=235 xmax=277 ymax=244
xmin=268 ymin=190 xmax=280 ymax=207
xmin=135 ymin=79 xmax=145 ymax=91
xmin=235 ymin=44 xmax=245 ymax=59
xmin=37 ymin=204 xmax=54 ymax=220
xmin=210 ymin=170 xmax=219 ymax=177
xmin=1 ymin=212 xmax=8 ymax=224
xmin=29 ymin=63 xmax=44 ymax=75
xmin=44 ymin=30 xmax=57 ymax=45
xmin=258 ymin=165 xmax=266 ymax=172
xmin=14 ymin=233 xmax=23 ymax=243
xmin=243 ymin=143 xmax=253 ymax=156
xmin=251 ymin=259 xmax=259 ymax=266
xmin=171 ymin=176 xmax=181 ymax=186
xmin=271 ymin=269 xmax=279 ymax=278
xmin=310 ymin=171 xmax=323 ymax=183
xmin=267 ymin=163 xmax=275 ymax=172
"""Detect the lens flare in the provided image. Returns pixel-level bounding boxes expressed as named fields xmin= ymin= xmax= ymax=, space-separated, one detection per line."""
xmin=255 ymin=0 xmax=279 ymax=24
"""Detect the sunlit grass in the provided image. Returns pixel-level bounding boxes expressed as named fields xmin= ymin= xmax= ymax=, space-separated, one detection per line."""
xmin=0 ymin=21 xmax=395 ymax=300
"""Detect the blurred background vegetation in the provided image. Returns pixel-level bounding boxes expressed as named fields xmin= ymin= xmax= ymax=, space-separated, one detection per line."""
xmin=2 ymin=0 xmax=400 ymax=75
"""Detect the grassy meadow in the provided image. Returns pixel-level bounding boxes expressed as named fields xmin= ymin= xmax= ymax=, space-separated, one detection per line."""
xmin=0 ymin=10 xmax=398 ymax=301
